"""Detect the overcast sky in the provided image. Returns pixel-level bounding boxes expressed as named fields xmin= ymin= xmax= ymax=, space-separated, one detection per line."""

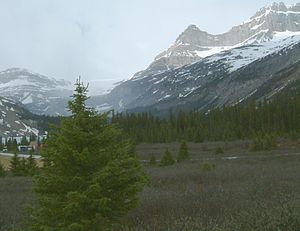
xmin=0 ymin=0 xmax=299 ymax=94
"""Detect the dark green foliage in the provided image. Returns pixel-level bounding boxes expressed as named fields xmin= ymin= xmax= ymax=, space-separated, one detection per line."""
xmin=149 ymin=154 xmax=156 ymax=166
xmin=177 ymin=141 xmax=189 ymax=162
xmin=113 ymin=93 xmax=300 ymax=143
xmin=19 ymin=158 xmax=27 ymax=175
xmin=29 ymin=135 xmax=36 ymax=142
xmin=21 ymin=113 xmax=61 ymax=133
xmin=20 ymin=136 xmax=29 ymax=145
xmin=0 ymin=161 xmax=6 ymax=177
xmin=214 ymin=147 xmax=224 ymax=155
xmin=287 ymin=130 xmax=299 ymax=141
xmin=7 ymin=139 xmax=18 ymax=153
xmin=26 ymin=154 xmax=38 ymax=176
xmin=250 ymin=134 xmax=277 ymax=151
xmin=10 ymin=153 xmax=21 ymax=176
xmin=26 ymin=79 xmax=147 ymax=230
xmin=160 ymin=149 xmax=175 ymax=166
xmin=10 ymin=154 xmax=38 ymax=177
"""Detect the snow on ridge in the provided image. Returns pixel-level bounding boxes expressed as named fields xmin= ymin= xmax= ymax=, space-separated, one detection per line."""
xmin=20 ymin=122 xmax=39 ymax=136
xmin=243 ymin=5 xmax=300 ymax=25
xmin=250 ymin=21 xmax=265 ymax=31
xmin=195 ymin=46 xmax=233 ymax=58
xmin=204 ymin=31 xmax=300 ymax=73
xmin=0 ymin=68 xmax=72 ymax=88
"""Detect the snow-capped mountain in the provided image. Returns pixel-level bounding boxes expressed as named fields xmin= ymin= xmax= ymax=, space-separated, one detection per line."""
xmin=0 ymin=96 xmax=39 ymax=137
xmin=89 ymin=2 xmax=300 ymax=114
xmin=130 ymin=2 xmax=300 ymax=81
xmin=0 ymin=68 xmax=73 ymax=115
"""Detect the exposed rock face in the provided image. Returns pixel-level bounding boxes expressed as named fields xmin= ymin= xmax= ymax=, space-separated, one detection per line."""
xmin=140 ymin=2 xmax=300 ymax=72
xmin=0 ymin=68 xmax=72 ymax=115
xmin=89 ymin=2 xmax=300 ymax=114
xmin=153 ymin=2 xmax=300 ymax=63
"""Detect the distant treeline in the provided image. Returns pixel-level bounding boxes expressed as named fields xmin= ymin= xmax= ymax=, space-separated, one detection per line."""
xmin=20 ymin=110 xmax=61 ymax=132
xmin=112 ymin=93 xmax=300 ymax=143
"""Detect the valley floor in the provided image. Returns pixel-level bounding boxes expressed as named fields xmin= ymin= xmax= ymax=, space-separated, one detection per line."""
xmin=0 ymin=140 xmax=300 ymax=230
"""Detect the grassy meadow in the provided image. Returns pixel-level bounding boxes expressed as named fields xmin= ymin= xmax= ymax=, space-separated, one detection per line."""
xmin=0 ymin=140 xmax=300 ymax=230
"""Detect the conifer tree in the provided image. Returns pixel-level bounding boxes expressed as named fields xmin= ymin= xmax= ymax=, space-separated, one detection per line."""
xmin=27 ymin=154 xmax=38 ymax=176
xmin=21 ymin=136 xmax=29 ymax=145
xmin=19 ymin=157 xmax=28 ymax=176
xmin=27 ymin=79 xmax=147 ymax=230
xmin=149 ymin=154 xmax=156 ymax=166
xmin=177 ymin=141 xmax=189 ymax=162
xmin=10 ymin=153 xmax=22 ymax=176
xmin=0 ymin=161 xmax=6 ymax=177
xmin=0 ymin=138 xmax=3 ymax=151
xmin=7 ymin=139 xmax=19 ymax=153
xmin=160 ymin=148 xmax=175 ymax=166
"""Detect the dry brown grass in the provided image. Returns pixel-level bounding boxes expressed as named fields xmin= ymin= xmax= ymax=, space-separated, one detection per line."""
xmin=1 ymin=140 xmax=300 ymax=230
xmin=0 ymin=156 xmax=43 ymax=170
xmin=0 ymin=156 xmax=12 ymax=170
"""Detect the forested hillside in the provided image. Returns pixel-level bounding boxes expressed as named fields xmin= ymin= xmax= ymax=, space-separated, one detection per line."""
xmin=113 ymin=93 xmax=300 ymax=143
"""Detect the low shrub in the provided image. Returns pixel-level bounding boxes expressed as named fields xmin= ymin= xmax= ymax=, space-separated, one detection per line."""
xmin=149 ymin=154 xmax=157 ymax=166
xmin=250 ymin=134 xmax=277 ymax=151
xmin=214 ymin=147 xmax=224 ymax=155
xmin=202 ymin=161 xmax=215 ymax=172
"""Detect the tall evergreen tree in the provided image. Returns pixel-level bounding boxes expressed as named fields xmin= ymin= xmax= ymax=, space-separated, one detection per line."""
xmin=10 ymin=153 xmax=21 ymax=176
xmin=19 ymin=157 xmax=28 ymax=176
xmin=27 ymin=154 xmax=38 ymax=176
xmin=149 ymin=154 xmax=157 ymax=166
xmin=177 ymin=141 xmax=189 ymax=162
xmin=21 ymin=136 xmax=29 ymax=145
xmin=27 ymin=79 xmax=147 ymax=230
xmin=160 ymin=148 xmax=175 ymax=166
xmin=0 ymin=161 xmax=6 ymax=177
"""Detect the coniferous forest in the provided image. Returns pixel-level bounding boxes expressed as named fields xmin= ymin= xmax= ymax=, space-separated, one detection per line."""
xmin=112 ymin=93 xmax=300 ymax=143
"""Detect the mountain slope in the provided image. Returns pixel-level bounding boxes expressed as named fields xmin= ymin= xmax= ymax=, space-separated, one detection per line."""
xmin=0 ymin=68 xmax=72 ymax=115
xmin=89 ymin=2 xmax=300 ymax=114
xmin=0 ymin=96 xmax=40 ymax=137
xmin=130 ymin=35 xmax=300 ymax=115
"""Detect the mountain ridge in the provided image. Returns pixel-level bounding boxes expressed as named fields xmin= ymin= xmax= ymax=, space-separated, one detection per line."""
xmin=0 ymin=68 xmax=73 ymax=115
xmin=90 ymin=2 xmax=300 ymax=114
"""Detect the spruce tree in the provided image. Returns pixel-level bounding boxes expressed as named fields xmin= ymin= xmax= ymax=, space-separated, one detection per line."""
xmin=19 ymin=157 xmax=28 ymax=176
xmin=27 ymin=154 xmax=38 ymax=176
xmin=10 ymin=153 xmax=21 ymax=176
xmin=21 ymin=136 xmax=29 ymax=145
xmin=0 ymin=161 xmax=6 ymax=177
xmin=27 ymin=79 xmax=147 ymax=230
xmin=177 ymin=141 xmax=189 ymax=162
xmin=160 ymin=148 xmax=175 ymax=166
xmin=0 ymin=139 xmax=3 ymax=152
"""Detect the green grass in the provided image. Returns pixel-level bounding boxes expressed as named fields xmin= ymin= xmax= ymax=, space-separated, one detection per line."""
xmin=0 ymin=140 xmax=300 ymax=230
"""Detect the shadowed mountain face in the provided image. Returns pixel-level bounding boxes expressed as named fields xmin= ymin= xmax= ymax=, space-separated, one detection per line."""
xmin=88 ymin=2 xmax=300 ymax=114
xmin=0 ymin=96 xmax=39 ymax=137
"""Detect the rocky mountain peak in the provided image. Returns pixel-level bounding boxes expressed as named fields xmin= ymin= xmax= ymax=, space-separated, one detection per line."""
xmin=0 ymin=67 xmax=73 ymax=115
xmin=270 ymin=2 xmax=288 ymax=11
xmin=176 ymin=24 xmax=203 ymax=43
